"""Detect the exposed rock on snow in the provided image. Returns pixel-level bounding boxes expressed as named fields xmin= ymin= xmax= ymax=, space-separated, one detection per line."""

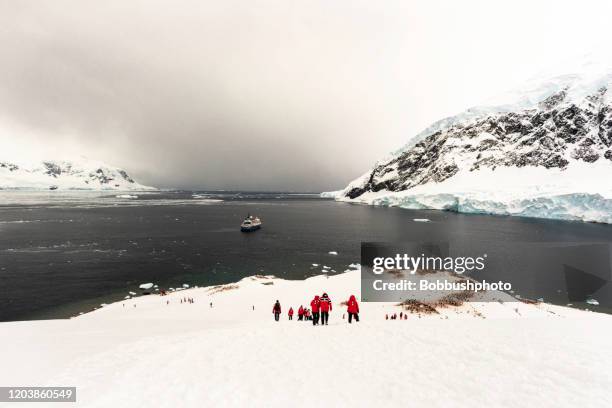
xmin=0 ymin=157 xmax=155 ymax=191
xmin=325 ymin=57 xmax=612 ymax=223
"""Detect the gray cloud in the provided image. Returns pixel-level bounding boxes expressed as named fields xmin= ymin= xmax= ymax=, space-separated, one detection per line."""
xmin=1 ymin=0 xmax=611 ymax=191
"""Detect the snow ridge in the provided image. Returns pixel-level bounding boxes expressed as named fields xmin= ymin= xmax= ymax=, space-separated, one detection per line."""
xmin=0 ymin=157 xmax=155 ymax=191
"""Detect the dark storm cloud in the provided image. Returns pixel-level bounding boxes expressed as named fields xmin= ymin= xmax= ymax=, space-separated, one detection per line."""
xmin=1 ymin=1 xmax=611 ymax=190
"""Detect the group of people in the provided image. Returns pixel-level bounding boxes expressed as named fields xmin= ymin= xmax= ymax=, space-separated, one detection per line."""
xmin=272 ymin=293 xmax=360 ymax=325
xmin=164 ymin=296 xmax=195 ymax=305
xmin=386 ymin=312 xmax=407 ymax=320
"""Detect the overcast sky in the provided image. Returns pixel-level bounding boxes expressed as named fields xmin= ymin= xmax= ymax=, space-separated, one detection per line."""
xmin=1 ymin=0 xmax=611 ymax=191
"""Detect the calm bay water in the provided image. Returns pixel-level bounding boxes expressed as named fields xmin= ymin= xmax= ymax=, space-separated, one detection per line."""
xmin=0 ymin=191 xmax=611 ymax=321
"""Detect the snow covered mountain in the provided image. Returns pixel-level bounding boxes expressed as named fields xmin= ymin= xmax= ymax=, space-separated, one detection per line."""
xmin=0 ymin=157 xmax=155 ymax=191
xmin=326 ymin=57 xmax=612 ymax=223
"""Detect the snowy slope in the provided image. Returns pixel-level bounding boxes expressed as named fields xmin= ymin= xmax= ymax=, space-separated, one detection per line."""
xmin=0 ymin=157 xmax=155 ymax=191
xmin=1 ymin=269 xmax=610 ymax=407
xmin=326 ymin=56 xmax=612 ymax=223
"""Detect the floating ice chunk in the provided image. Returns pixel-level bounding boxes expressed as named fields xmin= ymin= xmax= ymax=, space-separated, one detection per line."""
xmin=348 ymin=263 xmax=360 ymax=269
xmin=323 ymin=265 xmax=330 ymax=269
xmin=129 ymin=291 xmax=137 ymax=296
xmin=139 ymin=283 xmax=154 ymax=290
xmin=124 ymin=296 xmax=131 ymax=299
xmin=328 ymin=251 xmax=338 ymax=255
xmin=321 ymin=270 xmax=328 ymax=273
xmin=413 ymin=218 xmax=430 ymax=222
xmin=312 ymin=263 xmax=319 ymax=267
xmin=116 ymin=194 xmax=138 ymax=199
xmin=182 ymin=284 xmax=190 ymax=288
xmin=586 ymin=298 xmax=599 ymax=306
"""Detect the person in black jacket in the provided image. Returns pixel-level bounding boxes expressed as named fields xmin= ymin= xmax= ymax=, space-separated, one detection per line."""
xmin=272 ymin=300 xmax=281 ymax=321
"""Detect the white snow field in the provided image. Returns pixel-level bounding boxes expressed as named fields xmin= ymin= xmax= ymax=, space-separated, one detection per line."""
xmin=1 ymin=269 xmax=611 ymax=407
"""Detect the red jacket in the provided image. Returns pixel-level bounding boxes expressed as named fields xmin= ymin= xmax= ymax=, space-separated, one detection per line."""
xmin=288 ymin=307 xmax=294 ymax=316
xmin=272 ymin=302 xmax=281 ymax=313
xmin=310 ymin=296 xmax=320 ymax=313
xmin=320 ymin=296 xmax=332 ymax=312
xmin=347 ymin=295 xmax=359 ymax=313
xmin=298 ymin=306 xmax=304 ymax=316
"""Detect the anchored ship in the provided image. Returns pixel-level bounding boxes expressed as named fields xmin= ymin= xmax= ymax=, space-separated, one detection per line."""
xmin=240 ymin=214 xmax=262 ymax=232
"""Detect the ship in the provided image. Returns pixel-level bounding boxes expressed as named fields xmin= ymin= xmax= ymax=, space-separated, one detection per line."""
xmin=240 ymin=214 xmax=262 ymax=232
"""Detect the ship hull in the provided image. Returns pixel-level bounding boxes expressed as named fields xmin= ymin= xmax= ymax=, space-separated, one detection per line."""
xmin=240 ymin=224 xmax=261 ymax=232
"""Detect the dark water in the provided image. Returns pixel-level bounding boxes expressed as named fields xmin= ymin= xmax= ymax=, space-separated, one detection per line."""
xmin=0 ymin=191 xmax=611 ymax=321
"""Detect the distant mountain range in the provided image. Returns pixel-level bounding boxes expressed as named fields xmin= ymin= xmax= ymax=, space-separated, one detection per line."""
xmin=324 ymin=56 xmax=612 ymax=223
xmin=0 ymin=157 xmax=155 ymax=191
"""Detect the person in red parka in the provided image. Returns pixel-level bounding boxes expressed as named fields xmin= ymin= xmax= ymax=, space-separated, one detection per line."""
xmin=288 ymin=307 xmax=294 ymax=320
xmin=346 ymin=294 xmax=359 ymax=323
xmin=319 ymin=293 xmax=332 ymax=325
xmin=298 ymin=305 xmax=304 ymax=321
xmin=272 ymin=300 xmax=281 ymax=322
xmin=310 ymin=295 xmax=321 ymax=325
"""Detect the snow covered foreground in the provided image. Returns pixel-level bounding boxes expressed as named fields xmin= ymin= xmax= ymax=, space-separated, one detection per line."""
xmin=1 ymin=269 xmax=611 ymax=408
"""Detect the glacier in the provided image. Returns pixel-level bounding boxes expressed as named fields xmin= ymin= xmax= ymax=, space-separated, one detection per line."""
xmin=345 ymin=191 xmax=612 ymax=224
xmin=326 ymin=161 xmax=612 ymax=224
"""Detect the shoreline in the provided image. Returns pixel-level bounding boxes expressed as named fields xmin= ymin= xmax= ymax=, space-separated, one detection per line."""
xmin=2 ymin=268 xmax=611 ymax=407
